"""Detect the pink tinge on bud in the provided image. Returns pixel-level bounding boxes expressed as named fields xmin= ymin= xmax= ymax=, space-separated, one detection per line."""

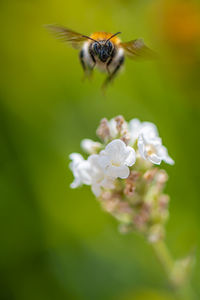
xmin=101 ymin=190 xmax=113 ymax=201
xmin=124 ymin=171 xmax=141 ymax=197
xmin=159 ymin=195 xmax=169 ymax=210
xmin=115 ymin=115 xmax=125 ymax=133
xmin=117 ymin=201 xmax=133 ymax=214
xmin=155 ymin=170 xmax=169 ymax=191
xmin=115 ymin=115 xmax=130 ymax=145
xmin=124 ymin=182 xmax=136 ymax=198
xmin=102 ymin=198 xmax=120 ymax=213
xmin=143 ymin=168 xmax=158 ymax=182
xmin=133 ymin=203 xmax=151 ymax=230
xmin=148 ymin=225 xmax=165 ymax=243
xmin=156 ymin=170 xmax=168 ymax=184
xmin=100 ymin=191 xmax=120 ymax=213
xmin=120 ymin=131 xmax=130 ymax=145
xmin=100 ymin=190 xmax=133 ymax=215
xmin=96 ymin=118 xmax=111 ymax=141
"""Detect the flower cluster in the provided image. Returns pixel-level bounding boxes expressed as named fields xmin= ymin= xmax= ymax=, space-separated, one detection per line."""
xmin=69 ymin=116 xmax=174 ymax=242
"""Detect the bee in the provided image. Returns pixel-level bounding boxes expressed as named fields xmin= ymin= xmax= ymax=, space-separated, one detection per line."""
xmin=47 ymin=25 xmax=155 ymax=89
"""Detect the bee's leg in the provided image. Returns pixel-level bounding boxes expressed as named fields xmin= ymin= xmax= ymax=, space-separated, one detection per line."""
xmin=79 ymin=49 xmax=86 ymax=72
xmin=106 ymin=58 xmax=112 ymax=75
xmin=88 ymin=48 xmax=96 ymax=75
xmin=106 ymin=47 xmax=117 ymax=75
xmin=106 ymin=48 xmax=116 ymax=75
xmin=80 ymin=49 xmax=96 ymax=80
xmin=102 ymin=56 xmax=124 ymax=90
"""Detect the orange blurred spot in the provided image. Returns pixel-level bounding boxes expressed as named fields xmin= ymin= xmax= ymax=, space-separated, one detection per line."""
xmin=163 ymin=1 xmax=200 ymax=45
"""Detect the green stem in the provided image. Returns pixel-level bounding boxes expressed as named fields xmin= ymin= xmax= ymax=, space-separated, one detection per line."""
xmin=152 ymin=240 xmax=174 ymax=280
xmin=152 ymin=240 xmax=197 ymax=300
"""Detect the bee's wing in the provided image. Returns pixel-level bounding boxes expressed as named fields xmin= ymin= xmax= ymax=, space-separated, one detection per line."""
xmin=46 ymin=25 xmax=88 ymax=49
xmin=120 ymin=39 xmax=156 ymax=60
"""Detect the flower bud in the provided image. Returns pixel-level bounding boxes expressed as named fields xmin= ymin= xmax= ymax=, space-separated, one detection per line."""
xmin=96 ymin=118 xmax=111 ymax=142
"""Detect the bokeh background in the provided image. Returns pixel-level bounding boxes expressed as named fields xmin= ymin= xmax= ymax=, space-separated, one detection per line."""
xmin=0 ymin=0 xmax=200 ymax=299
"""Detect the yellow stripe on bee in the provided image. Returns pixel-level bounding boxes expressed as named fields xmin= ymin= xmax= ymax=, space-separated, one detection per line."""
xmin=90 ymin=32 xmax=121 ymax=45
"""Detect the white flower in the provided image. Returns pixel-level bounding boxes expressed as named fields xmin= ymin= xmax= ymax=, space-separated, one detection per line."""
xmin=99 ymin=139 xmax=136 ymax=179
xmin=69 ymin=153 xmax=115 ymax=197
xmin=129 ymin=119 xmax=158 ymax=145
xmin=81 ymin=139 xmax=102 ymax=154
xmin=138 ymin=134 xmax=174 ymax=165
xmin=69 ymin=153 xmax=92 ymax=188
xmin=88 ymin=155 xmax=115 ymax=196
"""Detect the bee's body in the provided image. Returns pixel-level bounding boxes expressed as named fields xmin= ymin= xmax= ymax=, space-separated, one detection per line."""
xmin=47 ymin=25 xmax=155 ymax=89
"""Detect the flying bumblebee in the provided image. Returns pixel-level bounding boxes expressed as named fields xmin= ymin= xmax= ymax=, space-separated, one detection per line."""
xmin=47 ymin=25 xmax=155 ymax=89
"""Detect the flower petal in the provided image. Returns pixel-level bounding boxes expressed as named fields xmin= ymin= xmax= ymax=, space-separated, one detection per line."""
xmin=107 ymin=165 xmax=130 ymax=179
xmin=91 ymin=183 xmax=102 ymax=197
xmin=157 ymin=145 xmax=175 ymax=165
xmin=98 ymin=152 xmax=110 ymax=169
xmin=148 ymin=153 xmax=162 ymax=165
xmin=108 ymin=118 xmax=118 ymax=138
xmin=164 ymin=156 xmax=175 ymax=165
xmin=77 ymin=161 xmax=93 ymax=185
xmin=69 ymin=153 xmax=84 ymax=167
xmin=70 ymin=178 xmax=82 ymax=189
xmin=81 ymin=139 xmax=102 ymax=154
xmin=124 ymin=146 xmax=136 ymax=166
xmin=129 ymin=118 xmax=142 ymax=144
xmin=138 ymin=134 xmax=146 ymax=159
xmin=141 ymin=122 xmax=159 ymax=138
xmin=104 ymin=139 xmax=126 ymax=156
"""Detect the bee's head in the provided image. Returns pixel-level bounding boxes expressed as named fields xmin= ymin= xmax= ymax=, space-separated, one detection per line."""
xmin=93 ymin=40 xmax=113 ymax=62
xmin=83 ymin=32 xmax=121 ymax=63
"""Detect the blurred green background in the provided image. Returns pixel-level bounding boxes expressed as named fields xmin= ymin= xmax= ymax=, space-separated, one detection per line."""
xmin=0 ymin=0 xmax=200 ymax=299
